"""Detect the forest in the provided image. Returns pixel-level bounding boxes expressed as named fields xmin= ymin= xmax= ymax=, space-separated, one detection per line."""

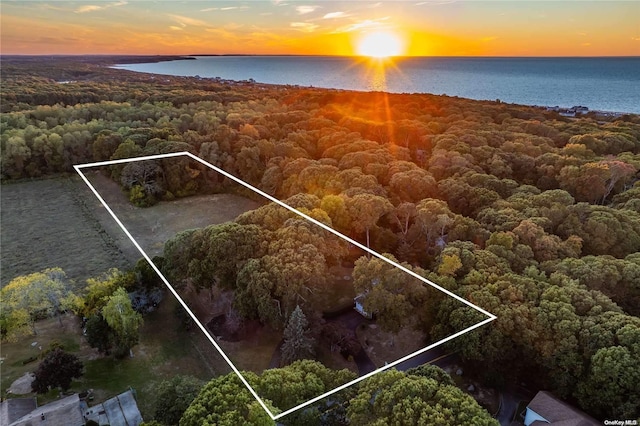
xmin=1 ymin=56 xmax=640 ymax=424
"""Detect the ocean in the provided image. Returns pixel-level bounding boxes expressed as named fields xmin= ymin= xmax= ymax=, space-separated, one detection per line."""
xmin=115 ymin=56 xmax=640 ymax=114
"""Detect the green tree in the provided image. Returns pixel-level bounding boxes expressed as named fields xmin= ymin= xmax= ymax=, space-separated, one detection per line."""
xmin=84 ymin=314 xmax=114 ymax=355
xmin=406 ymin=364 xmax=455 ymax=386
xmin=258 ymin=360 xmax=356 ymax=421
xmin=346 ymin=193 xmax=393 ymax=250
xmin=78 ymin=268 xmax=135 ymax=318
xmin=102 ymin=287 xmax=143 ymax=357
xmin=347 ymin=370 xmax=498 ymax=426
xmin=31 ymin=348 xmax=83 ymax=393
xmin=154 ymin=375 xmax=204 ymax=426
xmin=281 ymin=306 xmax=315 ymax=366
xmin=179 ymin=373 xmax=276 ymax=426
xmin=352 ymin=255 xmax=428 ymax=333
xmin=576 ymin=345 xmax=640 ymax=419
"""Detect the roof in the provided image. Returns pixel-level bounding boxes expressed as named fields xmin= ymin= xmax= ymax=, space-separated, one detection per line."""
xmin=84 ymin=389 xmax=143 ymax=426
xmin=0 ymin=398 xmax=37 ymax=425
xmin=527 ymin=391 xmax=600 ymax=426
xmin=8 ymin=394 xmax=84 ymax=426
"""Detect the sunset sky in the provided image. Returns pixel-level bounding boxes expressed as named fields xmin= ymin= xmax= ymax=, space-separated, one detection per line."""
xmin=2 ymin=1 xmax=639 ymax=57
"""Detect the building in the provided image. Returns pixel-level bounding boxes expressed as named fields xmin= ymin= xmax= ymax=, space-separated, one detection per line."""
xmin=83 ymin=389 xmax=143 ymax=426
xmin=0 ymin=397 xmax=38 ymax=425
xmin=354 ymin=294 xmax=373 ymax=319
xmin=0 ymin=389 xmax=142 ymax=426
xmin=523 ymin=391 xmax=600 ymax=426
xmin=1 ymin=394 xmax=84 ymax=426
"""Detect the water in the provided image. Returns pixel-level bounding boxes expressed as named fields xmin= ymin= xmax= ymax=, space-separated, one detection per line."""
xmin=115 ymin=56 xmax=640 ymax=114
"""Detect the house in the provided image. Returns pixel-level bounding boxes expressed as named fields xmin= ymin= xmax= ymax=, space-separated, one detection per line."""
xmin=354 ymin=294 xmax=373 ymax=319
xmin=0 ymin=389 xmax=142 ymax=426
xmin=354 ymin=278 xmax=381 ymax=319
xmin=523 ymin=391 xmax=600 ymax=426
xmin=84 ymin=389 xmax=143 ymax=426
xmin=0 ymin=397 xmax=38 ymax=425
xmin=1 ymin=394 xmax=84 ymax=426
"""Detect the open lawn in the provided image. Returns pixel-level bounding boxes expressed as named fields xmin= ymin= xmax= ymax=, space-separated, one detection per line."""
xmin=1 ymin=177 xmax=133 ymax=287
xmin=82 ymin=170 xmax=262 ymax=257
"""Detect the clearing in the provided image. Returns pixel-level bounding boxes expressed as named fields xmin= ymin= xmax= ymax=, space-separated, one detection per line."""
xmin=1 ymin=177 xmax=132 ymax=287
xmin=82 ymin=170 xmax=262 ymax=257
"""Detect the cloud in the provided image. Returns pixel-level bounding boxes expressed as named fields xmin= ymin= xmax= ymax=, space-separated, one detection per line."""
xmin=332 ymin=17 xmax=389 ymax=33
xmin=74 ymin=1 xmax=127 ymax=14
xmin=633 ymin=37 xmax=640 ymax=41
xmin=582 ymin=42 xmax=592 ymax=47
xmin=481 ymin=36 xmax=497 ymax=42
xmin=167 ymin=14 xmax=208 ymax=27
xmin=416 ymin=0 xmax=456 ymax=5
xmin=76 ymin=5 xmax=102 ymax=13
xmin=296 ymin=5 xmax=319 ymax=15
xmin=169 ymin=26 xmax=183 ymax=31
xmin=201 ymin=5 xmax=248 ymax=12
xmin=39 ymin=4 xmax=70 ymax=12
xmin=290 ymin=22 xmax=319 ymax=32
xmin=323 ymin=11 xmax=349 ymax=19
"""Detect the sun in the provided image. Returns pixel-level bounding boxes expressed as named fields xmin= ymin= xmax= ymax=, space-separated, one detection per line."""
xmin=356 ymin=31 xmax=404 ymax=58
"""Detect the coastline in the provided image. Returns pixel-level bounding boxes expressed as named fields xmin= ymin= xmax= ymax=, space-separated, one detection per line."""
xmin=109 ymin=55 xmax=640 ymax=116
xmin=109 ymin=62 xmax=637 ymax=118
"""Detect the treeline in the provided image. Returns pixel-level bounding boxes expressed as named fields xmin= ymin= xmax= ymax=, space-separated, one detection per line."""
xmin=2 ymin=57 xmax=640 ymax=420
xmin=143 ymin=362 xmax=498 ymax=426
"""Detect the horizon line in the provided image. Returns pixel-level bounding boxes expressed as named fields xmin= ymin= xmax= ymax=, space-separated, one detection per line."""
xmin=2 ymin=53 xmax=640 ymax=59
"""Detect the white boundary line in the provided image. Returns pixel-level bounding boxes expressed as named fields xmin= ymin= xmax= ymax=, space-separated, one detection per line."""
xmin=75 ymin=152 xmax=496 ymax=421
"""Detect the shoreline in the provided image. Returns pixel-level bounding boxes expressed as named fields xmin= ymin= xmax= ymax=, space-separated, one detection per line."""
xmin=110 ymin=55 xmax=640 ymax=118
xmin=109 ymin=63 xmax=638 ymax=118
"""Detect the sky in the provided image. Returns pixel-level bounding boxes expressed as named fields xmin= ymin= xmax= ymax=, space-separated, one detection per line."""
xmin=1 ymin=1 xmax=639 ymax=56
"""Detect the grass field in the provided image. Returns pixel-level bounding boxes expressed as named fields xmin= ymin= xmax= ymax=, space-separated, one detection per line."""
xmin=1 ymin=177 xmax=133 ymax=287
xmin=82 ymin=170 xmax=262 ymax=257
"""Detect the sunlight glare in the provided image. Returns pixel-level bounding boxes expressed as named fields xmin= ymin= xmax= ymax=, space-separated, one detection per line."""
xmin=357 ymin=31 xmax=404 ymax=58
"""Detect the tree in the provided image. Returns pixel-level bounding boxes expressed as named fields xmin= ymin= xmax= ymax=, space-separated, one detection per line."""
xmin=120 ymin=160 xmax=165 ymax=206
xmin=84 ymin=314 xmax=114 ymax=355
xmin=78 ymin=269 xmax=135 ymax=318
xmin=31 ymin=348 xmax=83 ymax=393
xmin=102 ymin=287 xmax=143 ymax=357
xmin=406 ymin=364 xmax=455 ymax=386
xmin=352 ymin=255 xmax=427 ymax=334
xmin=180 ymin=373 xmax=276 ymax=426
xmin=347 ymin=370 xmax=498 ymax=426
xmin=257 ymin=360 xmax=356 ymax=421
xmin=576 ymin=345 xmax=640 ymax=419
xmin=388 ymin=168 xmax=437 ymax=203
xmin=1 ymin=268 xmax=78 ymax=340
xmin=281 ymin=306 xmax=315 ymax=365
xmin=599 ymin=159 xmax=637 ymax=203
xmin=346 ymin=193 xmax=393 ymax=250
xmin=154 ymin=375 xmax=204 ymax=426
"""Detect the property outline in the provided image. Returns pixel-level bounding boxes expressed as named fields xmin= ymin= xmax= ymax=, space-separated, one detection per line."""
xmin=75 ymin=152 xmax=497 ymax=421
